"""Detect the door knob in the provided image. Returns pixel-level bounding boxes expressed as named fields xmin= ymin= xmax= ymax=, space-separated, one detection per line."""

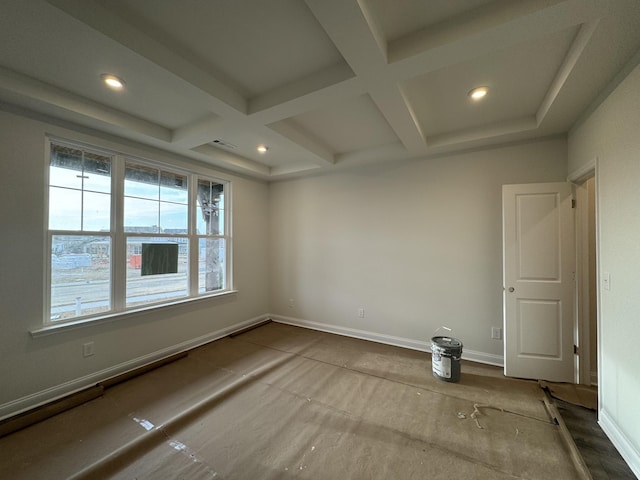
xmin=508 ymin=287 xmax=515 ymax=292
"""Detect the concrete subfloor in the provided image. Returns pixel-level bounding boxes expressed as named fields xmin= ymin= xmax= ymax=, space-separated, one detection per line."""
xmin=0 ymin=323 xmax=583 ymax=479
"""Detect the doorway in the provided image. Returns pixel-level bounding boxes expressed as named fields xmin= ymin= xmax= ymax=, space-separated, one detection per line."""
xmin=574 ymin=174 xmax=598 ymax=387
xmin=502 ymin=176 xmax=597 ymax=385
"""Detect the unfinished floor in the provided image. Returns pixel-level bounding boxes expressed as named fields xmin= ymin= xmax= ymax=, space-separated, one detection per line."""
xmin=0 ymin=323 xmax=584 ymax=479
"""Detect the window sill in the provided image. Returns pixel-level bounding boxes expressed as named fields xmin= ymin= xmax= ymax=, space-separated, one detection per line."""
xmin=30 ymin=290 xmax=239 ymax=338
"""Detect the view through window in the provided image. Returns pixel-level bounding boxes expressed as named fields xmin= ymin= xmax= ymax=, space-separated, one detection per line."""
xmin=47 ymin=140 xmax=230 ymax=324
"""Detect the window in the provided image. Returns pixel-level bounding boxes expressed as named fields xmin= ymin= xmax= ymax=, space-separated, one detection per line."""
xmin=48 ymin=143 xmax=113 ymax=320
xmin=124 ymin=161 xmax=189 ymax=308
xmin=197 ymin=178 xmax=226 ymax=294
xmin=46 ymin=139 xmax=230 ymax=324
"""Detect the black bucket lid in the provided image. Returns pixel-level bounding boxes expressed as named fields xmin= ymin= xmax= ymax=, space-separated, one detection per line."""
xmin=431 ymin=336 xmax=463 ymax=349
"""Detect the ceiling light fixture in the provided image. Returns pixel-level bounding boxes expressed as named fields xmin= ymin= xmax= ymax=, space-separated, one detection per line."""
xmin=101 ymin=74 xmax=125 ymax=90
xmin=257 ymin=145 xmax=268 ymax=153
xmin=468 ymin=86 xmax=488 ymax=100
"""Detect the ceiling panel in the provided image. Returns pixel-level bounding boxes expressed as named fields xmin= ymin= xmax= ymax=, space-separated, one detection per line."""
xmin=367 ymin=0 xmax=495 ymax=42
xmin=403 ymin=25 xmax=580 ymax=138
xmin=0 ymin=0 xmax=212 ymax=130
xmin=99 ymin=0 xmax=345 ymax=97
xmin=288 ymin=94 xmax=399 ymax=155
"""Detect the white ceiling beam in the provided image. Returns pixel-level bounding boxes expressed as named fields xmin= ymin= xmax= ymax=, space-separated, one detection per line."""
xmin=268 ymin=119 xmax=335 ymax=166
xmin=368 ymin=83 xmax=427 ymax=154
xmin=426 ymin=116 xmax=538 ymax=148
xmin=171 ymin=114 xmax=224 ymax=149
xmin=305 ymin=0 xmax=387 ymax=76
xmin=389 ymin=0 xmax=564 ymax=64
xmin=536 ymin=19 xmax=599 ymax=126
xmin=175 ymin=116 xmax=338 ymax=168
xmin=269 ymin=163 xmax=322 ymax=179
xmin=0 ymin=66 xmax=171 ymax=141
xmin=47 ymin=0 xmax=248 ymax=117
xmin=305 ymin=0 xmax=427 ymax=154
xmin=173 ymin=114 xmax=340 ymax=169
xmin=389 ymin=0 xmax=606 ymax=82
xmin=248 ymin=63 xmax=363 ymax=123
xmin=355 ymin=0 xmax=388 ymax=61
xmin=190 ymin=144 xmax=270 ymax=177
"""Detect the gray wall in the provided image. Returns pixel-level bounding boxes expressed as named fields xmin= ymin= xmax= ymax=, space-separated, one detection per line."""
xmin=0 ymin=110 xmax=270 ymax=419
xmin=269 ymin=138 xmax=567 ymax=362
xmin=569 ymin=61 xmax=640 ymax=477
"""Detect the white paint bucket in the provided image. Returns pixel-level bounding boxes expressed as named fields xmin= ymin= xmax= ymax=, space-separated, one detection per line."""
xmin=431 ymin=336 xmax=463 ymax=383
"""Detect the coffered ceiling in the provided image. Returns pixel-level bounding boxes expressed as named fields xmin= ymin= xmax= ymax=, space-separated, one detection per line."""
xmin=1 ymin=0 xmax=639 ymax=180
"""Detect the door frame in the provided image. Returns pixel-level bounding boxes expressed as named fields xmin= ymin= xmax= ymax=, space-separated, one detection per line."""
xmin=568 ymin=158 xmax=599 ymax=387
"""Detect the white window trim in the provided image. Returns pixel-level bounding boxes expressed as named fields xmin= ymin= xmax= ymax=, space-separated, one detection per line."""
xmin=31 ymin=289 xmax=239 ymax=337
xmin=42 ymin=136 xmax=233 ymax=330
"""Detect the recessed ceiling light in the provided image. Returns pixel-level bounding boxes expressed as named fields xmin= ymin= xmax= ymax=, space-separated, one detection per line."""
xmin=468 ymin=86 xmax=488 ymax=100
xmin=101 ymin=74 xmax=125 ymax=90
xmin=257 ymin=145 xmax=268 ymax=153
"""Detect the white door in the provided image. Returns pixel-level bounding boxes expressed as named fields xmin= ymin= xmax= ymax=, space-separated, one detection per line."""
xmin=502 ymin=183 xmax=575 ymax=382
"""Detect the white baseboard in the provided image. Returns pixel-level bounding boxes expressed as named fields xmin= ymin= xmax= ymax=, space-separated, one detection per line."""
xmin=270 ymin=314 xmax=504 ymax=367
xmin=1 ymin=313 xmax=506 ymax=422
xmin=463 ymin=350 xmax=504 ymax=367
xmin=599 ymin=408 xmax=640 ymax=479
xmin=0 ymin=314 xmax=270 ymax=422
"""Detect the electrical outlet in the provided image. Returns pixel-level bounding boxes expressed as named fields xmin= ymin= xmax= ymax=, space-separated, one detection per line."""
xmin=83 ymin=342 xmax=95 ymax=357
xmin=602 ymin=272 xmax=611 ymax=291
xmin=288 ymin=298 xmax=294 ymax=308
xmin=358 ymin=307 xmax=365 ymax=318
xmin=491 ymin=327 xmax=502 ymax=340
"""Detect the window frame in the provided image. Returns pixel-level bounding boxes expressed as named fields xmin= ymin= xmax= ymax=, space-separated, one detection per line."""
xmin=44 ymin=137 xmax=233 ymax=328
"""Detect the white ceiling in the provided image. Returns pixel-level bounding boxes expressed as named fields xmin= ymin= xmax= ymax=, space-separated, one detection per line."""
xmin=1 ymin=0 xmax=639 ymax=180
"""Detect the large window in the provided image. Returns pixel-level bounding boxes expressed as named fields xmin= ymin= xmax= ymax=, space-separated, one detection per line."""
xmin=46 ymin=139 xmax=230 ymax=324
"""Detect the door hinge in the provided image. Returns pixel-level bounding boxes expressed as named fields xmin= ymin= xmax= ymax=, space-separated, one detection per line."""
xmin=574 ymin=344 xmax=578 ymax=354
xmin=571 ymin=198 xmax=576 ymax=209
